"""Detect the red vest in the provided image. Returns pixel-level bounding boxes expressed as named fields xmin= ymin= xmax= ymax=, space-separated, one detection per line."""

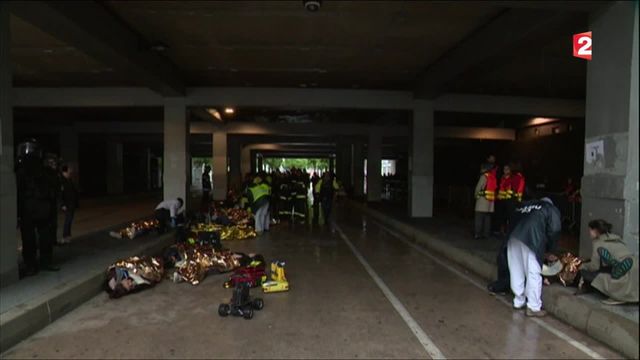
xmin=498 ymin=175 xmax=513 ymax=200
xmin=479 ymin=169 xmax=497 ymax=201
xmin=511 ymin=172 xmax=526 ymax=202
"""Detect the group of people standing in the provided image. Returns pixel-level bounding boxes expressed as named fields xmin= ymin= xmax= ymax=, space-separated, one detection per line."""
xmin=195 ymin=165 xmax=341 ymax=234
xmin=235 ymin=168 xmax=340 ymax=232
xmin=474 ymin=155 xmax=525 ymax=240
xmin=16 ymin=139 xmax=79 ymax=277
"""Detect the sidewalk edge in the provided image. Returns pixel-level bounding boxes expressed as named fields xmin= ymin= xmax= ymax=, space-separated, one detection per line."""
xmin=348 ymin=200 xmax=639 ymax=359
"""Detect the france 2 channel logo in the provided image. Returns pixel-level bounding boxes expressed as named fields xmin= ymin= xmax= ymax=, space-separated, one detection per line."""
xmin=573 ymin=31 xmax=592 ymax=60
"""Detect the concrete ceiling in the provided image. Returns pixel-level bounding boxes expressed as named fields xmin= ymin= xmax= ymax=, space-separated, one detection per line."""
xmin=10 ymin=15 xmax=145 ymax=87
xmin=9 ymin=1 xmax=593 ymax=98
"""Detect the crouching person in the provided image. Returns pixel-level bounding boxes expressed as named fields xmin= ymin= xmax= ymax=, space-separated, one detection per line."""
xmin=247 ymin=175 xmax=271 ymax=234
xmin=507 ymin=197 xmax=561 ymax=317
xmin=578 ymin=219 xmax=638 ymax=305
xmin=154 ymin=197 xmax=184 ymax=233
xmin=105 ymin=256 xmax=164 ymax=299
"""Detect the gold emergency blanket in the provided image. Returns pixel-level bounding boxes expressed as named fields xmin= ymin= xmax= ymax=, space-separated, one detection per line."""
xmin=109 ymin=256 xmax=164 ymax=283
xmin=191 ymin=223 xmax=256 ymax=241
xmin=174 ymin=244 xmax=241 ymax=285
xmin=558 ymin=252 xmax=583 ymax=286
xmin=109 ymin=219 xmax=159 ymax=240
xmin=211 ymin=207 xmax=253 ymax=225
xmin=223 ymin=208 xmax=252 ymax=225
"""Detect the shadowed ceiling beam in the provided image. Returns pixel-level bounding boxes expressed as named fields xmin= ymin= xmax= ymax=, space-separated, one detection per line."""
xmin=414 ymin=8 xmax=579 ymax=99
xmin=10 ymin=1 xmax=185 ymax=96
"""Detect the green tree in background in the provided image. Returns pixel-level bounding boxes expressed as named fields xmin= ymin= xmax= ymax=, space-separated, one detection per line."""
xmin=263 ymin=158 xmax=329 ymax=172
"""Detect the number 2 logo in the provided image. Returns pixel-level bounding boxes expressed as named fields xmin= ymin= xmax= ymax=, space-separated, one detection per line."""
xmin=573 ymin=31 xmax=592 ymax=60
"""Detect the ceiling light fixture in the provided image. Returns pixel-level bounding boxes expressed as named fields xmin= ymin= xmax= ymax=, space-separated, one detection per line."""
xmin=149 ymin=42 xmax=169 ymax=53
xmin=206 ymin=108 xmax=222 ymax=121
xmin=303 ymin=0 xmax=321 ymax=12
xmin=529 ymin=117 xmax=558 ymax=126
xmin=224 ymin=107 xmax=235 ymax=115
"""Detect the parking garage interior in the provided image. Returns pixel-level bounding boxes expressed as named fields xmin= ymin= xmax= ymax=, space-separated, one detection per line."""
xmin=0 ymin=1 xmax=638 ymax=359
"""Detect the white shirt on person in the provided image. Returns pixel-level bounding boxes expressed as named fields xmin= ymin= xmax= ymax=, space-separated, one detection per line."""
xmin=155 ymin=199 xmax=184 ymax=218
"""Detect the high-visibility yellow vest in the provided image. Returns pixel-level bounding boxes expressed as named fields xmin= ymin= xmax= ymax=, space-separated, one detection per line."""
xmin=249 ymin=183 xmax=270 ymax=204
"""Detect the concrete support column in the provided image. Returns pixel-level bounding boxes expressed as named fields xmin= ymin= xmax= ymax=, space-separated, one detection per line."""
xmin=59 ymin=126 xmax=79 ymax=184
xmin=145 ymin=147 xmax=152 ymax=191
xmin=106 ymin=141 xmax=124 ymax=194
xmin=229 ymin=140 xmax=242 ymax=189
xmin=336 ymin=141 xmax=352 ymax=190
xmin=581 ymin=2 xmax=639 ymax=257
xmin=257 ymin=154 xmax=263 ymax=172
xmin=163 ymin=98 xmax=189 ymax=204
xmin=212 ymin=131 xmax=227 ymax=201
xmin=240 ymin=145 xmax=251 ymax=178
xmin=353 ymin=141 xmax=365 ymax=197
xmin=0 ymin=2 xmax=18 ymax=286
xmin=367 ymin=131 xmax=382 ymax=202
xmin=409 ymin=100 xmax=434 ymax=217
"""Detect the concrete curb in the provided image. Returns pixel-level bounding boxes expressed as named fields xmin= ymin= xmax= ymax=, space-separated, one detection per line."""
xmin=0 ymin=233 xmax=174 ymax=354
xmin=349 ymin=200 xmax=639 ymax=359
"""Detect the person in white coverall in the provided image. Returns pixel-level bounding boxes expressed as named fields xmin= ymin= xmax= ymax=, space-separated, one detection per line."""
xmin=154 ymin=198 xmax=184 ymax=233
xmin=507 ymin=197 xmax=561 ymax=317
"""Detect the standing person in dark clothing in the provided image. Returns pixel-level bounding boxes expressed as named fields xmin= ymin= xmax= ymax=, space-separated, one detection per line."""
xmin=314 ymin=172 xmax=339 ymax=226
xmin=44 ymin=154 xmax=62 ymax=248
xmin=311 ymin=172 xmax=321 ymax=225
xmin=201 ymin=165 xmax=212 ymax=206
xmin=507 ymin=197 xmax=561 ymax=317
xmin=60 ymin=165 xmax=79 ymax=244
xmin=16 ymin=140 xmax=61 ymax=276
xmin=291 ymin=169 xmax=308 ymax=224
xmin=278 ymin=173 xmax=292 ymax=221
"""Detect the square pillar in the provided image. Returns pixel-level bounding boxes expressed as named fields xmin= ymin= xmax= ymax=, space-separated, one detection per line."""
xmin=241 ymin=145 xmax=251 ymax=176
xmin=353 ymin=141 xmax=365 ymax=197
xmin=581 ymin=1 xmax=639 ymax=257
xmin=367 ymin=131 xmax=382 ymax=202
xmin=336 ymin=141 xmax=352 ymax=191
xmin=212 ymin=131 xmax=228 ymax=200
xmin=228 ymin=138 xmax=242 ymax=188
xmin=0 ymin=2 xmax=18 ymax=286
xmin=145 ymin=147 xmax=152 ymax=190
xmin=163 ymin=98 xmax=189 ymax=205
xmin=106 ymin=141 xmax=124 ymax=194
xmin=257 ymin=153 xmax=263 ymax=172
xmin=409 ymin=100 xmax=434 ymax=217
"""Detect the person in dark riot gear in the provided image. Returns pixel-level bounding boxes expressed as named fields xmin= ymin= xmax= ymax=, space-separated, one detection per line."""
xmin=16 ymin=140 xmax=61 ymax=276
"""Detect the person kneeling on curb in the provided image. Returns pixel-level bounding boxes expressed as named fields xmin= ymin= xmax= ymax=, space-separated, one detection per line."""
xmin=577 ymin=219 xmax=638 ymax=305
xmin=507 ymin=197 xmax=561 ymax=317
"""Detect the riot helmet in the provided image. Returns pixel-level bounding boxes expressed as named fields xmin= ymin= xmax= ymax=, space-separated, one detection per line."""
xmin=17 ymin=139 xmax=42 ymax=160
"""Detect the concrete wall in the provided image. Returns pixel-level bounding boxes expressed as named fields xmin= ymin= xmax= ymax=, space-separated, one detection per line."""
xmin=105 ymin=141 xmax=123 ymax=194
xmin=0 ymin=2 xmax=19 ymax=287
xmin=581 ymin=1 xmax=639 ymax=257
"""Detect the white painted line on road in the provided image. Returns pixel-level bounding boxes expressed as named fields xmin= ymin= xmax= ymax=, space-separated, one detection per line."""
xmin=334 ymin=224 xmax=446 ymax=360
xmin=372 ymin=221 xmax=605 ymax=360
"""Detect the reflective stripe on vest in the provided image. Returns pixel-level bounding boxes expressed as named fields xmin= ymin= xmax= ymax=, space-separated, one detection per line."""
xmin=478 ymin=171 xmax=497 ymax=201
xmin=498 ymin=176 xmax=513 ymax=200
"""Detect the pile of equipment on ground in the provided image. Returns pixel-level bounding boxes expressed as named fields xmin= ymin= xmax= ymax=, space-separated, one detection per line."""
xmin=104 ymin=206 xmax=288 ymax=320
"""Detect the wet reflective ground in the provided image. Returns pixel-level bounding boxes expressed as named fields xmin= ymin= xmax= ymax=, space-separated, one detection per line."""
xmin=2 ymin=207 xmax=623 ymax=359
